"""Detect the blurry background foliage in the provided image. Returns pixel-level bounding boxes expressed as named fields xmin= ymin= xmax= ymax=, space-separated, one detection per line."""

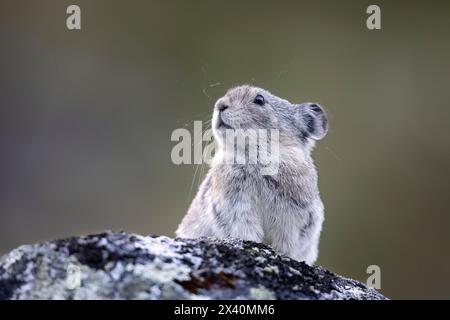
xmin=1 ymin=0 xmax=449 ymax=299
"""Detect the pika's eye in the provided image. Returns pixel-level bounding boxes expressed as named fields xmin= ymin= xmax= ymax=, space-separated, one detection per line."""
xmin=253 ymin=94 xmax=265 ymax=106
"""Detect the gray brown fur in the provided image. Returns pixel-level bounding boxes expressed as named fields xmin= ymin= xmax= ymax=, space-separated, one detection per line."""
xmin=176 ymin=85 xmax=328 ymax=265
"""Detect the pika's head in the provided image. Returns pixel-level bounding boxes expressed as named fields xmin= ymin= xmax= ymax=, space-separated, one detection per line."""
xmin=212 ymin=85 xmax=328 ymax=150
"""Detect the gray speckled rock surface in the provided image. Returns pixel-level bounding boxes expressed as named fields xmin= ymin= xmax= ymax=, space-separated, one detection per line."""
xmin=0 ymin=231 xmax=387 ymax=300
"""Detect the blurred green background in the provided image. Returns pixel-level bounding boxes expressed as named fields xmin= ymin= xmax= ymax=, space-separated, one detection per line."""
xmin=1 ymin=0 xmax=449 ymax=299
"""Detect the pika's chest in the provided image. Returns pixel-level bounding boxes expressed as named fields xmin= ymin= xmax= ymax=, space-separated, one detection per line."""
xmin=213 ymin=165 xmax=316 ymax=211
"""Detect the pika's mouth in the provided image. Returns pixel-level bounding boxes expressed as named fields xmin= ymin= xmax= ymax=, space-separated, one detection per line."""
xmin=217 ymin=112 xmax=233 ymax=129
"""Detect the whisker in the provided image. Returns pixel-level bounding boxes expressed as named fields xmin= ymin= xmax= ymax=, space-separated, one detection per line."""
xmin=188 ymin=163 xmax=201 ymax=202
xmin=324 ymin=146 xmax=342 ymax=162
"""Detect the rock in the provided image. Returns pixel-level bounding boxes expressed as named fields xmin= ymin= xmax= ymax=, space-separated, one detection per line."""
xmin=0 ymin=231 xmax=387 ymax=300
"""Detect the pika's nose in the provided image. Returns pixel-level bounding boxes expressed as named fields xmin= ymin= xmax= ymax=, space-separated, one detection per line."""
xmin=218 ymin=103 xmax=229 ymax=112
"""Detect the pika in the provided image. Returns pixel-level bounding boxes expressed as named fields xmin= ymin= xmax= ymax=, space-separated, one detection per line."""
xmin=176 ymin=85 xmax=328 ymax=265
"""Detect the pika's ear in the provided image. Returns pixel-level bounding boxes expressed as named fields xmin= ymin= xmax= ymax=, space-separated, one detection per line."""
xmin=298 ymin=103 xmax=328 ymax=140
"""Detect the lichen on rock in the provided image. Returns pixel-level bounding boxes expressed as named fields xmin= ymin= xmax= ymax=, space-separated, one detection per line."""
xmin=0 ymin=231 xmax=387 ymax=300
